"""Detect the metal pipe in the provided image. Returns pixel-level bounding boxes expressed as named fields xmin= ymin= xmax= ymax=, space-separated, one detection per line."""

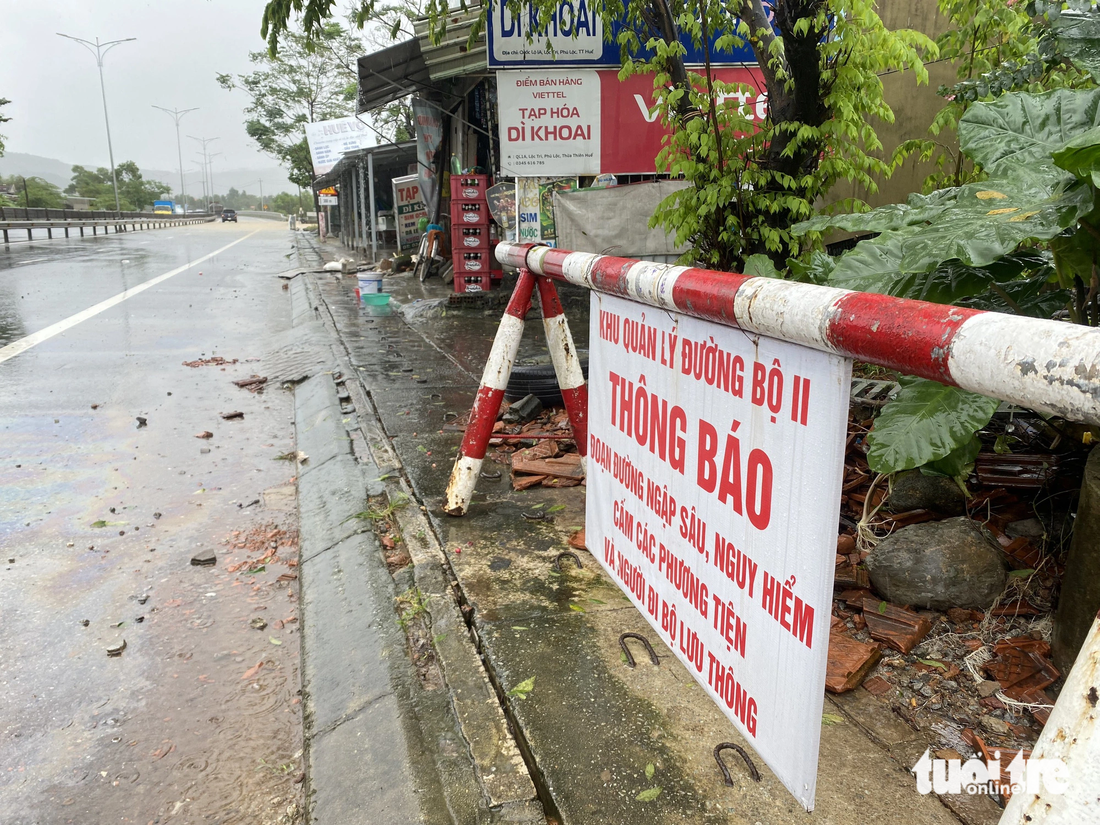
xmin=496 ymin=242 xmax=1100 ymax=426
xmin=351 ymin=166 xmax=361 ymax=252
xmin=367 ymin=150 xmax=377 ymax=260
xmin=358 ymin=158 xmax=369 ymax=259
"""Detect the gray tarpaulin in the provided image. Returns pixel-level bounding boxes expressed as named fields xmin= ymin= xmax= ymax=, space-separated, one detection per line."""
xmin=552 ymin=180 xmax=691 ymax=263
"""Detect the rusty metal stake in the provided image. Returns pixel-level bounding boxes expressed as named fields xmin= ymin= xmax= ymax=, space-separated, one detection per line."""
xmin=554 ymin=551 xmax=581 ymax=572
xmin=619 ymin=632 xmax=659 ymax=668
xmin=713 ymin=743 xmax=761 ymax=785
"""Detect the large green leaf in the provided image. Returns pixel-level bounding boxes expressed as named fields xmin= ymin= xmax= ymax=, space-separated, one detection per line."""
xmin=959 ymin=271 xmax=1072 ymax=319
xmin=1054 ymin=10 xmax=1100 ymax=83
xmin=923 ymin=435 xmax=982 ymax=480
xmin=959 ymin=88 xmax=1100 ymax=175
xmin=787 ymin=249 xmax=835 ymax=284
xmin=866 ymin=378 xmax=1001 ymax=474
xmin=794 ymin=188 xmax=959 ymax=235
xmin=825 ymin=239 xmax=996 ymax=303
xmin=1052 ymin=125 xmax=1100 ymax=187
xmin=822 ymin=174 xmax=1089 ymax=285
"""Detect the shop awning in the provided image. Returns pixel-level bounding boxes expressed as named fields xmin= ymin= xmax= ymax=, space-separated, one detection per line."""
xmin=356 ymin=39 xmax=434 ymax=114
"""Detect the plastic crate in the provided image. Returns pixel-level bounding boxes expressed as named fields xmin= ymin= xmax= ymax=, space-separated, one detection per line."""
xmin=451 ymin=175 xmax=489 ymax=202
xmin=451 ymin=200 xmax=489 ymax=226
xmin=455 ymin=273 xmax=492 ymax=293
xmin=454 ymin=249 xmax=493 ymax=272
xmin=452 ymin=224 xmax=490 ymax=249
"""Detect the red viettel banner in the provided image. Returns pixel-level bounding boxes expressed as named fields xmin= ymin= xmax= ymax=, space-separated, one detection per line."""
xmin=497 ymin=67 xmax=766 ymax=177
xmin=587 ymin=292 xmax=851 ymax=810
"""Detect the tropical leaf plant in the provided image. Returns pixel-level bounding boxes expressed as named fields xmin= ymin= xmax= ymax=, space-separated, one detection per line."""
xmin=864 ymin=379 xmax=1001 ymax=475
xmin=794 ymin=11 xmax=1100 ymax=474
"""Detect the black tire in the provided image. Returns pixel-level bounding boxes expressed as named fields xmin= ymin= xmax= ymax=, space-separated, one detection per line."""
xmin=505 ymin=358 xmax=590 ymax=406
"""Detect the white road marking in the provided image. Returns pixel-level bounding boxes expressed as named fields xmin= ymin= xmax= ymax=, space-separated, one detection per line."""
xmin=15 ymin=258 xmax=47 ymax=265
xmin=0 ymin=231 xmax=259 ymax=365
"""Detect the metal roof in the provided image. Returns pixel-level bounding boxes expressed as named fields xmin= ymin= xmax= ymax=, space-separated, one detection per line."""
xmin=356 ymin=5 xmax=488 ymax=114
xmin=413 ymin=6 xmax=488 ymax=81
xmin=356 ymin=39 xmax=433 ymax=114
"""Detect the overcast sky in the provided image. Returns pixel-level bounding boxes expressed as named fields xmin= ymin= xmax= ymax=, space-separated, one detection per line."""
xmin=1 ymin=0 xmax=291 ymax=177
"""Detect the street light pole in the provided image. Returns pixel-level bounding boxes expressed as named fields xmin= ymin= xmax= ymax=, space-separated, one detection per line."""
xmin=191 ymin=164 xmax=208 ymax=209
xmin=57 ymin=33 xmax=135 ymax=215
xmin=152 ymin=106 xmax=197 ymax=208
xmin=188 ymin=136 xmax=218 ymax=211
xmin=206 ymin=152 xmax=223 ymax=205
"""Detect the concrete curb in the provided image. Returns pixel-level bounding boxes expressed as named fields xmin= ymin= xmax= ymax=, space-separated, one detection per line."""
xmin=291 ymin=280 xmax=437 ymax=824
xmin=294 ymin=239 xmax=545 ymax=824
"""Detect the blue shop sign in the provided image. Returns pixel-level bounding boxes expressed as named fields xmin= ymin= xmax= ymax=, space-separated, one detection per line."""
xmin=487 ymin=0 xmax=766 ymax=69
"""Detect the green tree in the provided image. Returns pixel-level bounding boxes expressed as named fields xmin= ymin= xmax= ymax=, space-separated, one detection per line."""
xmin=67 ymin=164 xmax=111 ymax=199
xmin=2 ymin=175 xmax=66 ymax=208
xmin=0 ymin=97 xmax=10 ymax=157
xmin=260 ymin=0 xmax=932 ymax=271
xmin=115 ymin=161 xmax=172 ymax=211
xmin=217 ymin=22 xmax=360 ymax=191
xmin=373 ymin=98 xmax=414 ymax=142
xmin=68 ymin=162 xmax=170 ymax=211
xmin=270 ymin=191 xmax=302 ymax=214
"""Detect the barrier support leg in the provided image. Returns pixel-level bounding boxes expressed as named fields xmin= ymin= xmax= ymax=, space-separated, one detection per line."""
xmin=444 ymin=268 xmax=538 ymax=516
xmin=536 ymin=276 xmax=589 ymax=462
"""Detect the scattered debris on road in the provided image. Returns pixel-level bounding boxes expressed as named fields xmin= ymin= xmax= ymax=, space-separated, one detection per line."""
xmin=233 ymin=375 xmax=268 ymax=392
xmin=195 ymin=431 xmax=213 ymax=439
xmin=183 ymin=356 xmax=239 ymax=368
xmin=106 ymin=639 xmax=127 ymax=657
xmin=136 ymin=416 xmax=147 ymax=428
xmin=220 ymin=411 xmax=245 ymax=420
xmin=191 ymin=550 xmax=217 ymax=567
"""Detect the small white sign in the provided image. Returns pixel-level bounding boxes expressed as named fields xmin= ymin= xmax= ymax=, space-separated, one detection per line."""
xmin=498 ymin=69 xmax=601 ymax=177
xmin=304 ymin=117 xmax=374 ymax=176
xmin=586 ymin=292 xmax=851 ymax=811
xmin=318 ymin=195 xmax=338 ymax=206
xmin=392 ymin=174 xmax=428 ymax=252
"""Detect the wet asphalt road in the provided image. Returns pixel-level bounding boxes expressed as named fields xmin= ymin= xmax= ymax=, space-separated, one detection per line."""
xmin=1 ymin=219 xmax=306 ymax=824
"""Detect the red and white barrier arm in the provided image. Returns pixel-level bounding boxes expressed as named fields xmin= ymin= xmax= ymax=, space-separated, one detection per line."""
xmin=536 ymin=276 xmax=589 ymax=459
xmin=444 ymin=269 xmax=537 ymax=516
xmin=497 ymin=243 xmax=1100 ymax=425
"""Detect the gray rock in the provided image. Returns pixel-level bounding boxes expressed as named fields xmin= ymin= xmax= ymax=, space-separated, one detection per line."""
xmin=190 ymin=550 xmax=217 ymax=567
xmin=888 ymin=470 xmax=966 ymax=516
xmin=865 ymin=517 xmax=1006 ymax=610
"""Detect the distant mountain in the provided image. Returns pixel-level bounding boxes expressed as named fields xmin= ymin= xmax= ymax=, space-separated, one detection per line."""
xmin=0 ymin=152 xmax=85 ymax=188
xmin=0 ymin=151 xmax=298 ymax=196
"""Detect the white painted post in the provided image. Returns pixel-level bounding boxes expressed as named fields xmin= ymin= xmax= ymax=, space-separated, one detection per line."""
xmin=999 ymin=614 xmax=1100 ymax=824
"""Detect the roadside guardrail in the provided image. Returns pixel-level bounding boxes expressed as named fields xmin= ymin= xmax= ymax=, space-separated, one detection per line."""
xmin=1 ymin=213 xmax=214 ymax=245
